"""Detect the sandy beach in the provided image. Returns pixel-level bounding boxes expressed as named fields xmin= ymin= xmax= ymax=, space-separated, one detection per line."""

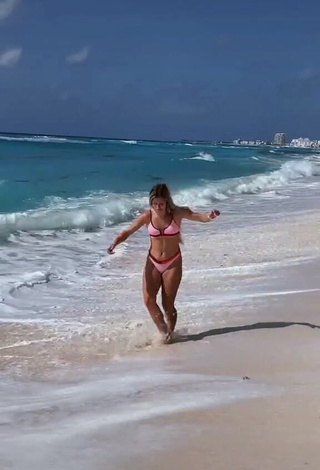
xmin=122 ymin=286 xmax=320 ymax=470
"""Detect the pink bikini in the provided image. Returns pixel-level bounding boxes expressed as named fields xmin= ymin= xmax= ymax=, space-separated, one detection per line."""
xmin=147 ymin=211 xmax=181 ymax=274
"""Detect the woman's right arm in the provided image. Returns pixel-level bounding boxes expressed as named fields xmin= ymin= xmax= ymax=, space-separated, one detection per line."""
xmin=108 ymin=211 xmax=149 ymax=254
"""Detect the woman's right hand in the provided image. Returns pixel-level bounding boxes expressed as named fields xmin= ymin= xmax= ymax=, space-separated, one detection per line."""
xmin=107 ymin=244 xmax=115 ymax=255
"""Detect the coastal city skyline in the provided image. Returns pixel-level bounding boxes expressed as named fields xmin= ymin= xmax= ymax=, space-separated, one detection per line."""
xmin=233 ymin=132 xmax=320 ymax=148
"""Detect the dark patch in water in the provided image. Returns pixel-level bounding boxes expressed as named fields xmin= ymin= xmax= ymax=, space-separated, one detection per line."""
xmin=58 ymin=175 xmax=70 ymax=180
xmin=102 ymin=154 xmax=115 ymax=159
xmin=15 ymin=179 xmax=29 ymax=183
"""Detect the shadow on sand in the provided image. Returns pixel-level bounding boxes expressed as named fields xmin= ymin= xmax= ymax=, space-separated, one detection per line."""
xmin=175 ymin=321 xmax=320 ymax=344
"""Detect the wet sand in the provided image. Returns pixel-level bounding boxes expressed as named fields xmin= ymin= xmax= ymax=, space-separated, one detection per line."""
xmin=118 ymin=286 xmax=320 ymax=470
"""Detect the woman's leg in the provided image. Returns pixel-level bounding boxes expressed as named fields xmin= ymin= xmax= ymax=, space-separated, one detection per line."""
xmin=143 ymin=257 xmax=168 ymax=335
xmin=161 ymin=256 xmax=182 ymax=334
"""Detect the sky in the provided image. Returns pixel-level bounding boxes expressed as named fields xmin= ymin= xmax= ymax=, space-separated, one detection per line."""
xmin=1 ymin=0 xmax=320 ymax=141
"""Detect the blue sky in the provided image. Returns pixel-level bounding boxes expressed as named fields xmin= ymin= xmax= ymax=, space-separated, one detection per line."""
xmin=1 ymin=0 xmax=320 ymax=141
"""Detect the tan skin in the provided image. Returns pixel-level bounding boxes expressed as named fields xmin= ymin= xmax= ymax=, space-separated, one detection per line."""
xmin=108 ymin=198 xmax=220 ymax=341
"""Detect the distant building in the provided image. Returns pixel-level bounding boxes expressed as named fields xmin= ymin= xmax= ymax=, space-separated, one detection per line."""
xmin=290 ymin=137 xmax=320 ymax=148
xmin=233 ymin=138 xmax=266 ymax=146
xmin=274 ymin=133 xmax=287 ymax=146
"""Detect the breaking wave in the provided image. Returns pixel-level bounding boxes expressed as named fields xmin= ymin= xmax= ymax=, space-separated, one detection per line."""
xmin=0 ymin=160 xmax=319 ymax=236
xmin=0 ymin=135 xmax=92 ymax=144
xmin=183 ymin=152 xmax=215 ymax=162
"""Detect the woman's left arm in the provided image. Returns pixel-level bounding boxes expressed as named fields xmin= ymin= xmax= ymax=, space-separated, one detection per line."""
xmin=180 ymin=207 xmax=220 ymax=223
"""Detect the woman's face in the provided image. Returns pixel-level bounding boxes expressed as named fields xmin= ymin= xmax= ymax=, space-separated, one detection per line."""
xmin=151 ymin=197 xmax=166 ymax=214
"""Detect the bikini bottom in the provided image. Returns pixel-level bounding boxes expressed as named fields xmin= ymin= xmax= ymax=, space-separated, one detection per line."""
xmin=148 ymin=250 xmax=181 ymax=274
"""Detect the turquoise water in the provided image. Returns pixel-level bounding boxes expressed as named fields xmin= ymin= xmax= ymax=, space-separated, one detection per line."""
xmin=1 ymin=133 xmax=319 ymax=234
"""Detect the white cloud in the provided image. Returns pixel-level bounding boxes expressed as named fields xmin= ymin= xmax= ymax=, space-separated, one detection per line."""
xmin=0 ymin=47 xmax=22 ymax=67
xmin=66 ymin=47 xmax=90 ymax=64
xmin=0 ymin=0 xmax=19 ymax=20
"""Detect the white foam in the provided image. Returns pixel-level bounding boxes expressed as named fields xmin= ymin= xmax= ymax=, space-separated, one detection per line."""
xmin=0 ymin=338 xmax=55 ymax=351
xmin=98 ymin=244 xmax=128 ymax=266
xmin=0 ymin=369 xmax=272 ymax=441
xmin=0 ymin=135 xmax=90 ymax=144
xmin=6 ymin=271 xmax=51 ymax=298
xmin=191 ymin=152 xmax=215 ymax=162
xmin=181 ymin=152 xmax=215 ymax=162
xmin=249 ymin=287 xmax=320 ymax=298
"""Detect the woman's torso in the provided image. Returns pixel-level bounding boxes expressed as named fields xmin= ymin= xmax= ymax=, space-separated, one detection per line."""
xmin=147 ymin=209 xmax=182 ymax=260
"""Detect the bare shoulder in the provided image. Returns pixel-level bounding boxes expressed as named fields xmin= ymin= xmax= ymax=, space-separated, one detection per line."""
xmin=127 ymin=210 xmax=150 ymax=233
xmin=139 ymin=210 xmax=151 ymax=224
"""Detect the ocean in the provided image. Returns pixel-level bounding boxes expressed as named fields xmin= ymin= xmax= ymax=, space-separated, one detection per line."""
xmin=1 ymin=132 xmax=320 ymax=469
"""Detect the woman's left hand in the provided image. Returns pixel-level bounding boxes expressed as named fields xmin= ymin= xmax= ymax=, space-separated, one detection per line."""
xmin=209 ymin=209 xmax=220 ymax=219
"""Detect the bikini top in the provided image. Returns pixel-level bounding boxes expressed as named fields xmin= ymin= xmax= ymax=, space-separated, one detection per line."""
xmin=148 ymin=211 xmax=180 ymax=238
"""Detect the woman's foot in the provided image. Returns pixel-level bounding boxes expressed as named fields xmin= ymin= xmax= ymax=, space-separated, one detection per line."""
xmin=163 ymin=331 xmax=173 ymax=344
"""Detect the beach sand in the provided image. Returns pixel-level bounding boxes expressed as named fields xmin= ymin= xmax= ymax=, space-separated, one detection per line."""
xmin=118 ymin=286 xmax=320 ymax=470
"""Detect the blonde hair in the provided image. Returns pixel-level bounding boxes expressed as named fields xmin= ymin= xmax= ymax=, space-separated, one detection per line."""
xmin=149 ymin=183 xmax=176 ymax=213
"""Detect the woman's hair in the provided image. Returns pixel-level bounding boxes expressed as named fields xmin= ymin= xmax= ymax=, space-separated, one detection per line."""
xmin=149 ymin=183 xmax=176 ymax=213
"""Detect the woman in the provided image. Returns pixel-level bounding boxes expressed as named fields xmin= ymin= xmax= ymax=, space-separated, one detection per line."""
xmin=108 ymin=183 xmax=220 ymax=342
